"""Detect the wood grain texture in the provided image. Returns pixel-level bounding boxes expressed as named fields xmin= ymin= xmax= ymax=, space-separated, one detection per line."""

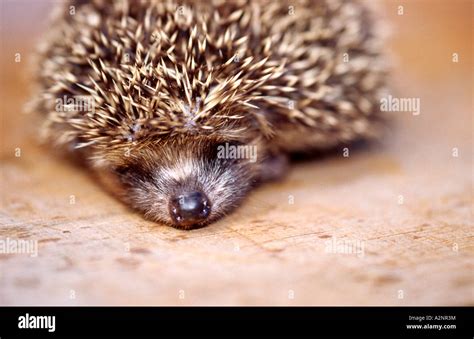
xmin=0 ymin=1 xmax=472 ymax=305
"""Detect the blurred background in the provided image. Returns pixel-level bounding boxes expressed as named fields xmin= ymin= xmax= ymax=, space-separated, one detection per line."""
xmin=0 ymin=1 xmax=472 ymax=305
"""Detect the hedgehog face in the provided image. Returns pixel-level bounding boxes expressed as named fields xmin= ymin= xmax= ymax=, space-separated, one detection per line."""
xmin=100 ymin=137 xmax=261 ymax=229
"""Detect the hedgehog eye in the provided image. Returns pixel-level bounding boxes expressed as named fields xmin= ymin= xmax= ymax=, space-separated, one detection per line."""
xmin=114 ymin=166 xmax=131 ymax=176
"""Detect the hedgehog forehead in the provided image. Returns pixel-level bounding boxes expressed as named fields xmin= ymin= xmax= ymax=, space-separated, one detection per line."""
xmin=92 ymin=133 xmax=251 ymax=170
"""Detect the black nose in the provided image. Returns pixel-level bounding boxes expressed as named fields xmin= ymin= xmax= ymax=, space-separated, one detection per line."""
xmin=169 ymin=191 xmax=211 ymax=227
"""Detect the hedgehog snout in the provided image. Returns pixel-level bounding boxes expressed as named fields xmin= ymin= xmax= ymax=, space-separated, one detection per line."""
xmin=168 ymin=191 xmax=211 ymax=228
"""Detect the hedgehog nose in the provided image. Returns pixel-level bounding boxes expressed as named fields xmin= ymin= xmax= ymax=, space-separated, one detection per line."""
xmin=169 ymin=191 xmax=211 ymax=227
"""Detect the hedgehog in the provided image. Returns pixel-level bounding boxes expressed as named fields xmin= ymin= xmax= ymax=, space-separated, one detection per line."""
xmin=31 ymin=0 xmax=387 ymax=229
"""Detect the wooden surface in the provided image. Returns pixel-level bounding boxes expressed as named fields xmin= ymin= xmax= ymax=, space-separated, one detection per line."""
xmin=0 ymin=1 xmax=473 ymax=305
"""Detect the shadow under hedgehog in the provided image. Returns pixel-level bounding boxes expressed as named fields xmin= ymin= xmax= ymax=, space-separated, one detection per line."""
xmin=31 ymin=0 xmax=388 ymax=229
